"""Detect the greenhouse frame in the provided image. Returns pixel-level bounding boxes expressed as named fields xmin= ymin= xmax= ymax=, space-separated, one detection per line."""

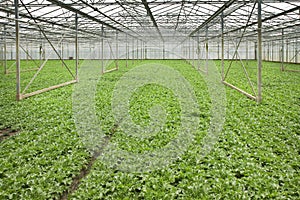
xmin=0 ymin=0 xmax=299 ymax=101
xmin=0 ymin=0 xmax=299 ymax=199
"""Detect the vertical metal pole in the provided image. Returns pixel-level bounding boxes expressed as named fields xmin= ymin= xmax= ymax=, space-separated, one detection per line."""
xmin=205 ymin=25 xmax=208 ymax=73
xmin=163 ymin=41 xmax=165 ymax=60
xmin=0 ymin=36 xmax=2 ymax=70
xmin=271 ymin=41 xmax=274 ymax=61
xmin=67 ymin=42 xmax=69 ymax=60
xmin=4 ymin=25 xmax=7 ymax=74
xmin=61 ymin=38 xmax=64 ymax=67
xmin=227 ymin=39 xmax=229 ymax=60
xmin=145 ymin=42 xmax=147 ymax=60
xmin=42 ymin=40 xmax=45 ymax=61
xmin=39 ymin=43 xmax=42 ymax=64
xmin=257 ymin=0 xmax=262 ymax=103
xmin=262 ymin=42 xmax=264 ymax=60
xmin=101 ymin=24 xmax=104 ymax=73
xmin=141 ymin=41 xmax=145 ymax=60
xmin=140 ymin=40 xmax=142 ymax=60
xmin=246 ymin=40 xmax=248 ymax=65
xmin=89 ymin=42 xmax=92 ymax=58
xmin=217 ymin=42 xmax=220 ymax=60
xmin=109 ymin=42 xmax=112 ymax=60
xmin=195 ymin=39 xmax=197 ymax=66
xmin=136 ymin=40 xmax=138 ymax=61
xmin=254 ymin=42 xmax=257 ymax=60
xmin=235 ymin=37 xmax=238 ymax=62
xmin=192 ymin=38 xmax=195 ymax=66
xmin=100 ymin=40 xmax=102 ymax=59
xmin=281 ymin=29 xmax=284 ymax=71
xmin=11 ymin=43 xmax=13 ymax=60
xmin=115 ymin=31 xmax=118 ymax=69
xmin=286 ymin=39 xmax=288 ymax=63
xmin=0 ymin=31 xmax=2 ymax=70
xmin=15 ymin=0 xmax=21 ymax=100
xmin=136 ymin=39 xmax=139 ymax=61
xmin=267 ymin=41 xmax=270 ymax=61
xmin=139 ymin=40 xmax=142 ymax=60
xmin=126 ymin=34 xmax=128 ymax=67
xmin=75 ymin=13 xmax=79 ymax=80
xmin=188 ymin=37 xmax=191 ymax=61
xmin=197 ymin=33 xmax=200 ymax=70
xmin=26 ymin=35 xmax=28 ymax=62
xmin=183 ymin=45 xmax=185 ymax=60
xmin=39 ymin=31 xmax=42 ymax=65
xmin=295 ymin=39 xmax=298 ymax=63
xmin=132 ymin=39 xmax=134 ymax=64
xmin=221 ymin=12 xmax=224 ymax=80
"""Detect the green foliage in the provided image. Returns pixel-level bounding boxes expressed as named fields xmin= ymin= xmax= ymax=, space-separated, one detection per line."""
xmin=0 ymin=60 xmax=89 ymax=199
xmin=0 ymin=60 xmax=299 ymax=199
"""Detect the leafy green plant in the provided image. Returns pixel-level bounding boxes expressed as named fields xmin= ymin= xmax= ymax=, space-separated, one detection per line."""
xmin=0 ymin=59 xmax=299 ymax=199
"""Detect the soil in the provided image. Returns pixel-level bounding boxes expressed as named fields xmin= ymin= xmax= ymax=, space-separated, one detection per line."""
xmin=59 ymin=128 xmax=116 ymax=200
xmin=0 ymin=128 xmax=19 ymax=142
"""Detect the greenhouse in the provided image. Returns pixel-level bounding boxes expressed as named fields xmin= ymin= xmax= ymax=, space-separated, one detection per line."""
xmin=0 ymin=0 xmax=299 ymax=199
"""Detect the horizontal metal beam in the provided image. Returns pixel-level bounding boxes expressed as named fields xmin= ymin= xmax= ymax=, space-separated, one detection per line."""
xmin=21 ymin=80 xmax=77 ymax=100
xmin=3 ymin=0 xmax=299 ymax=7
xmin=142 ymin=0 xmax=164 ymax=41
xmin=189 ymin=0 xmax=237 ymax=37
xmin=223 ymin=81 xmax=257 ymax=100
xmin=198 ymin=5 xmax=300 ymax=42
xmin=0 ymin=7 xmax=104 ymax=38
xmin=225 ymin=5 xmax=300 ymax=36
xmin=77 ymin=0 xmax=142 ymax=38
xmin=46 ymin=0 xmax=138 ymax=39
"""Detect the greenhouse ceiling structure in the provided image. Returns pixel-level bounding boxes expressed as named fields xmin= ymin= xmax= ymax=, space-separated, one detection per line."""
xmin=0 ymin=0 xmax=299 ymax=101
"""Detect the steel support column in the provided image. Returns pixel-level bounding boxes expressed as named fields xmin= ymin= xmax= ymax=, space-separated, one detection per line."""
xmin=254 ymin=42 xmax=257 ymax=60
xmin=39 ymin=32 xmax=42 ymax=66
xmin=15 ymin=0 xmax=21 ymax=101
xmin=295 ymin=39 xmax=298 ymax=63
xmin=61 ymin=39 xmax=64 ymax=67
xmin=136 ymin=40 xmax=139 ymax=61
xmin=75 ymin=13 xmax=79 ymax=80
xmin=115 ymin=31 xmax=118 ymax=69
xmin=227 ymin=40 xmax=229 ymax=60
xmin=141 ymin=41 xmax=144 ymax=60
xmin=221 ymin=12 xmax=224 ymax=80
xmin=101 ymin=24 xmax=104 ymax=74
xmin=145 ymin=42 xmax=147 ymax=60
xmin=246 ymin=40 xmax=248 ymax=64
xmin=286 ymin=39 xmax=288 ymax=63
xmin=217 ymin=42 xmax=220 ymax=60
xmin=4 ymin=25 xmax=7 ymax=74
xmin=197 ymin=33 xmax=200 ymax=70
xmin=126 ymin=34 xmax=128 ymax=67
xmin=271 ymin=41 xmax=274 ymax=61
xmin=281 ymin=29 xmax=284 ymax=71
xmin=10 ymin=43 xmax=13 ymax=60
xmin=257 ymin=0 xmax=262 ymax=103
xmin=163 ymin=41 xmax=165 ymax=60
xmin=194 ymin=39 xmax=196 ymax=66
xmin=267 ymin=41 xmax=270 ymax=61
xmin=26 ymin=36 xmax=28 ymax=62
xmin=132 ymin=39 xmax=134 ymax=64
xmin=205 ymin=25 xmax=208 ymax=73
xmin=188 ymin=37 xmax=191 ymax=61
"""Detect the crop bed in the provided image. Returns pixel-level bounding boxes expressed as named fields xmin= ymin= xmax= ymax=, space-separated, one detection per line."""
xmin=0 ymin=59 xmax=299 ymax=199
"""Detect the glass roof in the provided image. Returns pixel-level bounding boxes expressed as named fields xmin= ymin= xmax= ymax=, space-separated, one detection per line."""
xmin=0 ymin=0 xmax=299 ymax=43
